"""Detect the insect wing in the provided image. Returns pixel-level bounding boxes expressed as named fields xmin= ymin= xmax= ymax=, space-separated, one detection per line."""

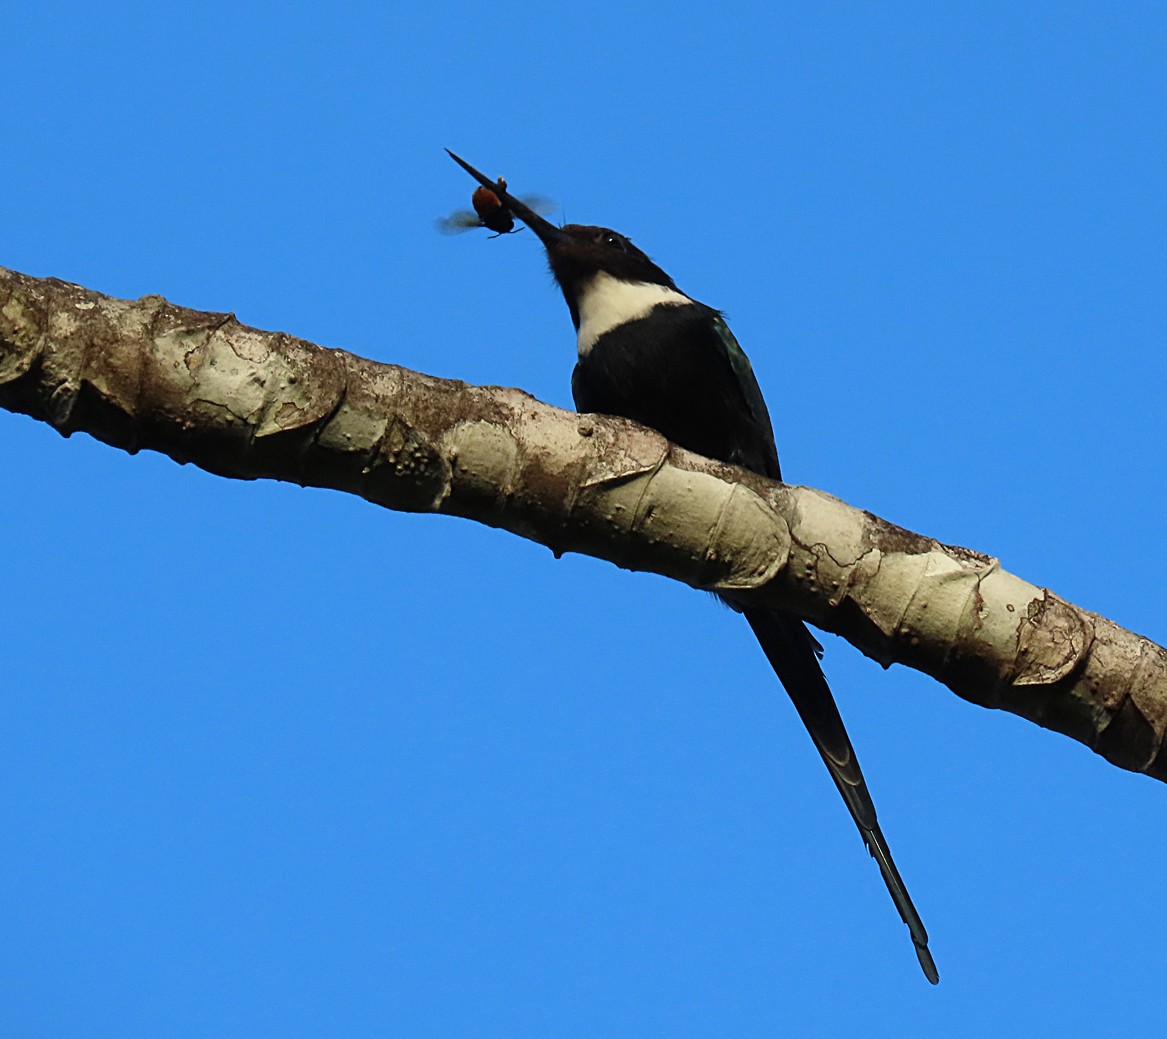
xmin=517 ymin=194 xmax=556 ymax=217
xmin=435 ymin=209 xmax=483 ymax=235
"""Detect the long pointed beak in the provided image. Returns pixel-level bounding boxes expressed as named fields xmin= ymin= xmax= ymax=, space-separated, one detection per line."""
xmin=445 ymin=149 xmax=567 ymax=247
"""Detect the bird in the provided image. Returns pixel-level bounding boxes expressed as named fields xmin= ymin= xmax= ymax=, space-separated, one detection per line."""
xmin=444 ymin=149 xmax=939 ymax=984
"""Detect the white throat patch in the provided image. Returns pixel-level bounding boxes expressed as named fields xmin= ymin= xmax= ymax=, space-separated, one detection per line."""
xmin=575 ymin=271 xmax=691 ymax=356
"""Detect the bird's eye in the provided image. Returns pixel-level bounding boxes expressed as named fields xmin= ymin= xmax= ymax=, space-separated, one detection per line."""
xmin=601 ymin=231 xmax=626 ymax=249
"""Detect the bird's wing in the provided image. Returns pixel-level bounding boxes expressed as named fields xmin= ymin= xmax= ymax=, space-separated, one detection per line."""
xmin=705 ymin=311 xmax=782 ymax=481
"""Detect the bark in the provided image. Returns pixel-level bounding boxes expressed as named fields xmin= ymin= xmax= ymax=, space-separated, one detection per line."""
xmin=3 ymin=265 xmax=1165 ymax=781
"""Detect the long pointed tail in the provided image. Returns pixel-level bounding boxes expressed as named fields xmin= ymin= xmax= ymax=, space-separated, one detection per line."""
xmin=743 ymin=608 xmax=938 ymax=984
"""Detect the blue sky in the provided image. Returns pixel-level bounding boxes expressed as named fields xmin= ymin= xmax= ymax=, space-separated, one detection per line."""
xmin=3 ymin=2 xmax=1165 ymax=1035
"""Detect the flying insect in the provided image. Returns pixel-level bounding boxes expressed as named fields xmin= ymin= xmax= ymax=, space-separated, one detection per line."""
xmin=437 ymin=176 xmax=554 ymax=238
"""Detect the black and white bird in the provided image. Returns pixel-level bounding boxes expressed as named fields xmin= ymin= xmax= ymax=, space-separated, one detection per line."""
xmin=445 ymin=150 xmax=938 ymax=984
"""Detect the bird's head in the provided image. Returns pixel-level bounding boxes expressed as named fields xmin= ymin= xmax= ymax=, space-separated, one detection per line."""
xmin=445 ymin=151 xmax=677 ymax=322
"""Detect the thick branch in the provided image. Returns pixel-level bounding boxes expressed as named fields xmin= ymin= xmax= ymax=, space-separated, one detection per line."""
xmin=3 ymin=265 xmax=1165 ymax=781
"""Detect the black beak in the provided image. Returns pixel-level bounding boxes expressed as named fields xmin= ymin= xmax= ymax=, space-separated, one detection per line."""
xmin=445 ymin=149 xmax=567 ymax=247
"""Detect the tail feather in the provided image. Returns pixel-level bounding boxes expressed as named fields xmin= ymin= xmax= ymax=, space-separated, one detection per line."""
xmin=743 ymin=609 xmax=938 ymax=985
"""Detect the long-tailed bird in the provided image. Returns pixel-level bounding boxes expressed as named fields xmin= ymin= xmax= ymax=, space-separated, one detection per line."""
xmin=445 ymin=149 xmax=938 ymax=984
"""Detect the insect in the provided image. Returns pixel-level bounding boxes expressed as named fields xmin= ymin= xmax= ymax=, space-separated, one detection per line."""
xmin=437 ymin=177 xmax=555 ymax=238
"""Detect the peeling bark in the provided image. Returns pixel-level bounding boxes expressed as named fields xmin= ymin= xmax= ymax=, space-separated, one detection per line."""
xmin=3 ymin=265 xmax=1165 ymax=781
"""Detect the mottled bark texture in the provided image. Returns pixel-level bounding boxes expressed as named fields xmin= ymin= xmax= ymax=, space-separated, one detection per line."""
xmin=3 ymin=265 xmax=1165 ymax=780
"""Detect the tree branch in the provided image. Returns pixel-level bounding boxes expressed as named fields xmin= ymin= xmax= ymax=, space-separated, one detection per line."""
xmin=3 ymin=264 xmax=1164 ymax=781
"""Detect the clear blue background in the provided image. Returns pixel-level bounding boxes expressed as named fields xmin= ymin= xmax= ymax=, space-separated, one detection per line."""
xmin=3 ymin=2 xmax=1165 ymax=1035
